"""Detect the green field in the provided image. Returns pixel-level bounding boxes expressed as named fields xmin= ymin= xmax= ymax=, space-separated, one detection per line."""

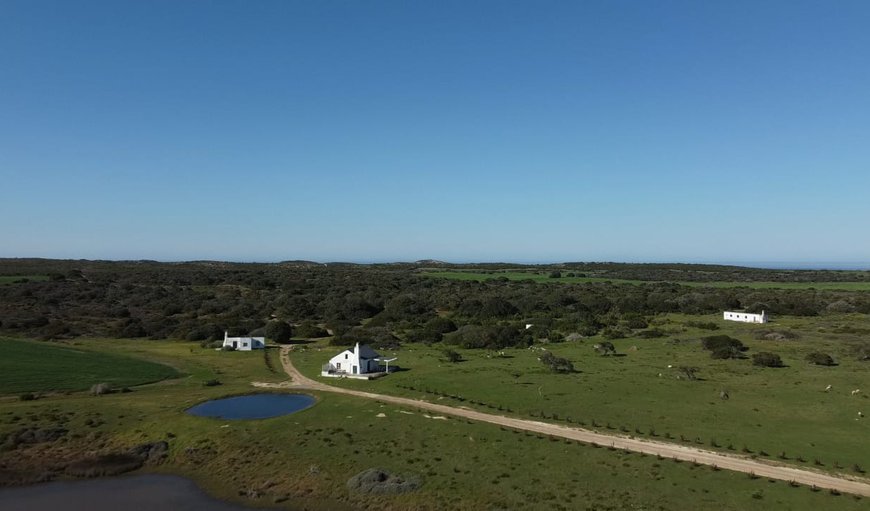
xmin=0 ymin=275 xmax=49 ymax=285
xmin=1 ymin=336 xmax=868 ymax=510
xmin=0 ymin=338 xmax=181 ymax=393
xmin=291 ymin=313 xmax=870 ymax=477
xmin=423 ymin=270 xmax=870 ymax=291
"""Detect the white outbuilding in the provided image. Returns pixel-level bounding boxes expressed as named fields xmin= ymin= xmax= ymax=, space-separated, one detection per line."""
xmin=222 ymin=331 xmax=266 ymax=351
xmin=322 ymin=342 xmax=394 ymax=378
xmin=723 ymin=310 xmax=769 ymax=324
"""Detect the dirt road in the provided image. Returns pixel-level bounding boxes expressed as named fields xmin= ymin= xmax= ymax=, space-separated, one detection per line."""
xmin=277 ymin=347 xmax=870 ymax=497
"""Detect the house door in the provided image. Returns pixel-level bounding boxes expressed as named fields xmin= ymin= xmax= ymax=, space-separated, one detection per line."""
xmin=232 ymin=341 xmax=238 ymax=349
xmin=352 ymin=366 xmax=358 ymax=374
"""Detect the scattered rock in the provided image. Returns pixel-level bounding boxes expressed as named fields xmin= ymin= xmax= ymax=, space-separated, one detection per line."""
xmin=347 ymin=468 xmax=421 ymax=495
xmin=90 ymin=383 xmax=113 ymax=396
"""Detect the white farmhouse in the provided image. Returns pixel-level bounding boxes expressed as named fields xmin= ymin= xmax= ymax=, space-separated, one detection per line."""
xmin=322 ymin=342 xmax=393 ymax=378
xmin=723 ymin=310 xmax=769 ymax=324
xmin=222 ymin=331 xmax=266 ymax=351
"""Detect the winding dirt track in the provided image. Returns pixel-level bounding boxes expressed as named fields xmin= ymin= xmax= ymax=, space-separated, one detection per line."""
xmin=277 ymin=347 xmax=870 ymax=497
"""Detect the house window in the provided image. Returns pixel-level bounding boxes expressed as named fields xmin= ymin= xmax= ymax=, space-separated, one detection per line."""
xmin=345 ymin=354 xmax=348 ymax=359
xmin=243 ymin=342 xmax=248 ymax=347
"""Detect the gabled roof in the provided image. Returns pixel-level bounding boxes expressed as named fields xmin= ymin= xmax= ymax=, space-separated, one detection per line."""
xmin=356 ymin=343 xmax=380 ymax=359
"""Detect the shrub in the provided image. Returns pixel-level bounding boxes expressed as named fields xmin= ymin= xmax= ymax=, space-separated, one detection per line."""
xmin=18 ymin=393 xmax=36 ymax=401
xmin=601 ymin=326 xmax=629 ymax=339
xmin=752 ymin=352 xmax=784 ymax=368
xmin=702 ymin=335 xmax=746 ymax=352
xmin=638 ymin=328 xmax=665 ymax=339
xmin=441 ymin=349 xmax=463 ymax=363
xmin=203 ymin=379 xmax=222 ymax=387
xmin=754 ymin=329 xmax=799 ymax=341
xmin=626 ymin=317 xmax=648 ymax=329
xmin=593 ymin=341 xmax=616 ymax=356
xmin=539 ymin=351 xmax=575 ymax=373
xmin=294 ymin=321 xmax=328 ymax=338
xmin=702 ymin=335 xmax=747 ymax=359
xmin=677 ymin=366 xmax=699 ymax=380
xmin=425 ymin=317 xmax=457 ymax=334
xmin=686 ymin=320 xmax=719 ymax=330
xmin=406 ymin=329 xmax=442 ymax=345
xmin=805 ymin=352 xmax=836 ymax=366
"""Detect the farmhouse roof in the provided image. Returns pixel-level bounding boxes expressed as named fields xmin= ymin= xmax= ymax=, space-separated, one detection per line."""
xmin=355 ymin=342 xmax=380 ymax=359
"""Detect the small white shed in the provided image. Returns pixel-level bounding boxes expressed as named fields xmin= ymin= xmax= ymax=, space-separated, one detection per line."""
xmin=222 ymin=331 xmax=266 ymax=351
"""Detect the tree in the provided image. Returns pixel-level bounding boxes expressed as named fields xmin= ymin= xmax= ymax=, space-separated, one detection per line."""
xmin=752 ymin=352 xmax=784 ymax=368
xmin=265 ymin=321 xmax=294 ymax=344
xmin=539 ymin=351 xmax=575 ymax=373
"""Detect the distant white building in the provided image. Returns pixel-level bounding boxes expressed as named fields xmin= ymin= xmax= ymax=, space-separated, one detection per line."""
xmin=723 ymin=310 xmax=768 ymax=324
xmin=222 ymin=331 xmax=266 ymax=351
xmin=322 ymin=343 xmax=395 ymax=378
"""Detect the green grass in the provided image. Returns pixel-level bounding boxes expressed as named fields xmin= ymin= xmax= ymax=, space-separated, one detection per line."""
xmin=0 ymin=275 xmax=49 ymax=285
xmin=2 ymin=338 xmax=867 ymax=510
xmin=422 ymin=270 xmax=870 ymax=291
xmin=292 ymin=313 xmax=870 ymax=477
xmin=0 ymin=338 xmax=182 ymax=393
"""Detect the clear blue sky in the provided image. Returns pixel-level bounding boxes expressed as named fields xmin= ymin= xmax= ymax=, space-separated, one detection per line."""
xmin=2 ymin=1 xmax=869 ymax=265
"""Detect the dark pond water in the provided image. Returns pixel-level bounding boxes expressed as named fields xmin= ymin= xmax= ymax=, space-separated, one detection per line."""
xmin=186 ymin=393 xmax=316 ymax=419
xmin=0 ymin=474 xmax=271 ymax=511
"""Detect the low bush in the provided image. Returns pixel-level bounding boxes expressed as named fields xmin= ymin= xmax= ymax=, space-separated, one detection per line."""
xmin=805 ymin=352 xmax=836 ymax=366
xmin=752 ymin=352 xmax=784 ymax=368
xmin=686 ymin=320 xmax=719 ymax=330
xmin=539 ymin=351 xmax=575 ymax=373
xmin=441 ymin=349 xmax=463 ymax=363
xmin=702 ymin=335 xmax=747 ymax=359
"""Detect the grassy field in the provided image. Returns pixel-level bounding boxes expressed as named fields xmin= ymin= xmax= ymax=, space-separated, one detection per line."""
xmin=291 ymin=313 xmax=870 ymax=477
xmin=0 ymin=275 xmax=49 ymax=285
xmin=422 ymin=270 xmax=870 ymax=291
xmin=1 ymin=336 xmax=868 ymax=510
xmin=0 ymin=338 xmax=181 ymax=394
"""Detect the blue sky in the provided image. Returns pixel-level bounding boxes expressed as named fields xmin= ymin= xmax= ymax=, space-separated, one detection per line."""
xmin=2 ymin=1 xmax=869 ymax=265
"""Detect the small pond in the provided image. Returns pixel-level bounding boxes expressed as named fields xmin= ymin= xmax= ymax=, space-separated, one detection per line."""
xmin=0 ymin=474 xmax=271 ymax=511
xmin=186 ymin=393 xmax=316 ymax=419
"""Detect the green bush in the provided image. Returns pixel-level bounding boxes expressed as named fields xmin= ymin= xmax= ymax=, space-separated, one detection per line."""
xmin=702 ymin=335 xmax=747 ymax=359
xmin=265 ymin=321 xmax=294 ymax=344
xmin=441 ymin=349 xmax=463 ymax=363
xmin=752 ymin=352 xmax=784 ymax=368
xmin=805 ymin=352 xmax=836 ymax=366
xmin=294 ymin=321 xmax=329 ymax=338
xmin=539 ymin=351 xmax=575 ymax=373
xmin=686 ymin=320 xmax=719 ymax=330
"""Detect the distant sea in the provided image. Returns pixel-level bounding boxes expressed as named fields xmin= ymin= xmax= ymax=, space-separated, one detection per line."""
xmin=719 ymin=262 xmax=870 ymax=271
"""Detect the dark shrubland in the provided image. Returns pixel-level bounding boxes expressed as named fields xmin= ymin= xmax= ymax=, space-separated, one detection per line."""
xmin=752 ymin=352 xmax=785 ymax=368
